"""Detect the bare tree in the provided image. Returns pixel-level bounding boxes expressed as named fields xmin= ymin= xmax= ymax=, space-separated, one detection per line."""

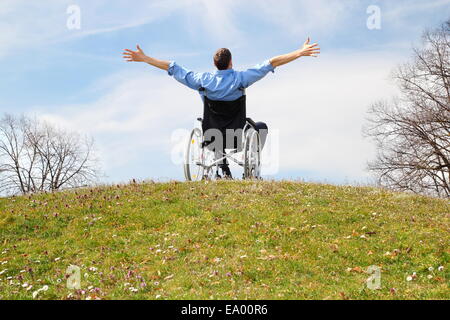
xmin=0 ymin=114 xmax=99 ymax=195
xmin=365 ymin=20 xmax=450 ymax=197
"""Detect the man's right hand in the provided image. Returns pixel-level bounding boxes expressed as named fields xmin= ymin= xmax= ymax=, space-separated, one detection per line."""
xmin=123 ymin=45 xmax=148 ymax=62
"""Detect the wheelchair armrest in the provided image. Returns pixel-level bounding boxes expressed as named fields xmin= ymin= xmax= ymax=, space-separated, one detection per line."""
xmin=246 ymin=118 xmax=257 ymax=129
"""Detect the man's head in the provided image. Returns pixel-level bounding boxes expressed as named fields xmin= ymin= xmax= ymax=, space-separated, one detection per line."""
xmin=214 ymin=48 xmax=232 ymax=70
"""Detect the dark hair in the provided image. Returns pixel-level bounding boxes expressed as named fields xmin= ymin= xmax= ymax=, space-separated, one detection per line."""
xmin=214 ymin=48 xmax=232 ymax=70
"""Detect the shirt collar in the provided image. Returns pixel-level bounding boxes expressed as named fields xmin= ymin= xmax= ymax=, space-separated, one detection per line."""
xmin=215 ymin=69 xmax=234 ymax=75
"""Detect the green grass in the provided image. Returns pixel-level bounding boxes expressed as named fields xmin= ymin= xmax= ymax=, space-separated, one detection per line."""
xmin=0 ymin=181 xmax=448 ymax=300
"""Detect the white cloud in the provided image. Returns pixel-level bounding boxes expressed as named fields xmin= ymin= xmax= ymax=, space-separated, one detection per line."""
xmin=253 ymin=0 xmax=358 ymax=36
xmin=2 ymin=0 xmax=447 ymax=59
xmin=35 ymin=68 xmax=202 ymax=177
xmin=0 ymin=0 xmax=69 ymax=57
xmin=381 ymin=0 xmax=450 ymax=36
xmin=179 ymin=0 xmax=359 ymax=45
xmin=182 ymin=0 xmax=244 ymax=46
xmin=384 ymin=0 xmax=450 ymax=19
xmin=249 ymin=51 xmax=402 ymax=181
xmin=0 ymin=0 xmax=195 ymax=59
xmin=64 ymin=0 xmax=195 ymax=39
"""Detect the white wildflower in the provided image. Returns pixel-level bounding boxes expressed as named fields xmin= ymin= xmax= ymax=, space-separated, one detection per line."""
xmin=32 ymin=285 xmax=49 ymax=299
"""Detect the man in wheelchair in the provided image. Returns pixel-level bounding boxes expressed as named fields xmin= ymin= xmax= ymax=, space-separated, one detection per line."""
xmin=123 ymin=39 xmax=320 ymax=179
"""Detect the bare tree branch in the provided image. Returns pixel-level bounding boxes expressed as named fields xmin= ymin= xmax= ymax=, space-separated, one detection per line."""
xmin=0 ymin=114 xmax=100 ymax=195
xmin=365 ymin=20 xmax=450 ymax=198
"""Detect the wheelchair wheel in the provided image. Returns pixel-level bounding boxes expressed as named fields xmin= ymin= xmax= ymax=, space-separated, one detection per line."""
xmin=184 ymin=128 xmax=204 ymax=181
xmin=244 ymin=129 xmax=261 ymax=179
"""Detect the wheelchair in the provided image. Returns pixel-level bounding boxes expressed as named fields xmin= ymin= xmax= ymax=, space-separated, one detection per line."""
xmin=184 ymin=90 xmax=262 ymax=181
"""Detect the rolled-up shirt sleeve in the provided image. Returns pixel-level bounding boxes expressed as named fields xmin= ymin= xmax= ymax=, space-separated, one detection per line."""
xmin=239 ymin=60 xmax=275 ymax=88
xmin=168 ymin=61 xmax=204 ymax=91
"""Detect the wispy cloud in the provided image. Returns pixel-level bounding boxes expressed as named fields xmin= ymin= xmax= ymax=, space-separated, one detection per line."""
xmin=252 ymin=0 xmax=358 ymax=36
xmin=384 ymin=0 xmax=450 ymax=19
xmin=2 ymin=0 xmax=447 ymax=60
xmin=0 ymin=0 xmax=193 ymax=58
xmin=250 ymin=51 xmax=402 ymax=181
xmin=63 ymin=0 xmax=194 ymax=40
xmin=34 ymin=68 xmax=197 ymax=176
xmin=0 ymin=0 xmax=69 ymax=57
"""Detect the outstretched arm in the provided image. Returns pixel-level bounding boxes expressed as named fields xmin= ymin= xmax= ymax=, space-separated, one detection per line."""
xmin=239 ymin=38 xmax=320 ymax=88
xmin=123 ymin=45 xmax=205 ymax=90
xmin=122 ymin=45 xmax=170 ymax=71
xmin=270 ymin=38 xmax=320 ymax=68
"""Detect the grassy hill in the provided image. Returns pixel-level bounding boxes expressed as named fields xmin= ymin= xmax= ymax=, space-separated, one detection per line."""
xmin=0 ymin=181 xmax=448 ymax=300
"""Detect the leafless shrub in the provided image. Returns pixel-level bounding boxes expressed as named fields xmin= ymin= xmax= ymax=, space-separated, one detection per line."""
xmin=365 ymin=20 xmax=450 ymax=197
xmin=0 ymin=114 xmax=99 ymax=195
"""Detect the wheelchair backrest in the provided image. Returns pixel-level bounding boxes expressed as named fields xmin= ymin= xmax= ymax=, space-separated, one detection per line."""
xmin=200 ymin=88 xmax=249 ymax=150
xmin=201 ymin=90 xmax=247 ymax=133
xmin=203 ymin=96 xmax=246 ymax=132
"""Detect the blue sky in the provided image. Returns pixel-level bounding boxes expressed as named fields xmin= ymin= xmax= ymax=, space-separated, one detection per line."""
xmin=1 ymin=0 xmax=449 ymax=184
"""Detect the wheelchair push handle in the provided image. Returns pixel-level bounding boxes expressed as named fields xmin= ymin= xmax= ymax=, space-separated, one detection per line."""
xmin=246 ymin=118 xmax=257 ymax=129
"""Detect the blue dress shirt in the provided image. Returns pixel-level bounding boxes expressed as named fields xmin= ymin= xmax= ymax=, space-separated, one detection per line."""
xmin=167 ymin=60 xmax=275 ymax=101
